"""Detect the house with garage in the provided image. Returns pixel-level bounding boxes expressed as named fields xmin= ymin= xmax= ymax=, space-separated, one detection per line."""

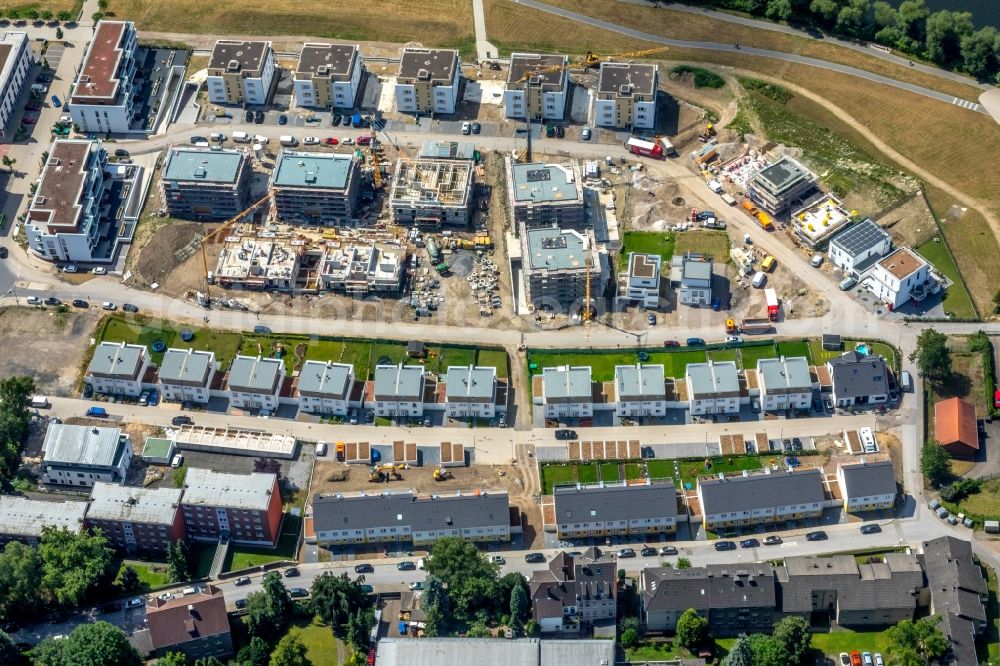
xmin=685 ymin=360 xmax=740 ymax=415
xmin=371 ymin=363 xmax=427 ymax=418
xmin=827 ymin=219 xmax=893 ymax=278
xmin=226 ymin=355 xmax=286 ymax=412
xmin=865 ymin=247 xmax=934 ymax=310
xmin=444 ymin=365 xmax=499 ymax=419
xmin=296 ymin=360 xmax=355 ymax=416
xmin=827 ymin=350 xmax=890 ymax=408
xmin=756 ymin=356 xmax=813 ymax=412
xmin=535 ymin=365 xmax=594 ymax=419
xmin=613 ymin=363 xmax=666 ymax=417
xmin=86 ymin=341 xmax=150 ymax=397
xmin=158 ymin=348 xmax=219 ymax=404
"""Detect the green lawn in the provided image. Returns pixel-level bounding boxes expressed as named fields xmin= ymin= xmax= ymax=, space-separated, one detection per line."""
xmin=673 ymin=230 xmax=732 ymax=262
xmin=98 ymin=315 xmax=243 ymax=367
xmin=807 ymin=338 xmax=899 ymax=371
xmin=955 ymin=477 xmax=1000 ymax=517
xmin=626 ymin=641 xmax=691 ymax=662
xmin=576 ymin=463 xmax=599 ymax=485
xmin=737 ymin=342 xmax=780 ymax=369
xmin=287 ymin=616 xmax=342 ymax=665
xmin=541 ymin=464 xmax=578 ymax=494
xmin=625 ymin=463 xmax=644 ymax=480
xmin=117 ymin=560 xmax=171 ymax=589
xmin=810 ymin=630 xmax=892 ymax=656
xmin=646 ymin=459 xmax=675 ymax=480
xmin=776 ymin=340 xmax=811 ymax=359
xmin=224 ymin=515 xmax=300 ymax=572
xmin=599 ymin=462 xmax=620 ymax=482
xmin=707 ymin=347 xmax=739 ymax=364
xmin=915 ymin=237 xmax=978 ymax=320
xmin=476 ymin=349 xmax=510 ymax=378
xmin=619 ymin=231 xmax=676 ymax=272
xmin=677 ymin=455 xmax=763 ymax=489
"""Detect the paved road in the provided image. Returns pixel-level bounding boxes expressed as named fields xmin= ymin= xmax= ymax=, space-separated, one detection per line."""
xmin=511 ymin=0 xmax=986 ymax=114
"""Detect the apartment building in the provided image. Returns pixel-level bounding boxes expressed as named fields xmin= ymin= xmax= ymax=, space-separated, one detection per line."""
xmin=521 ymin=226 xmax=606 ymax=314
xmin=827 ymin=350 xmax=890 ymax=407
xmin=697 ymin=468 xmax=825 ymax=529
xmin=41 ymin=424 xmax=133 ymax=488
xmin=69 ymin=21 xmax=139 ymax=133
xmin=0 ymin=496 xmax=86 ymax=546
xmin=142 ymin=586 xmax=233 ymax=661
xmin=827 ymin=219 xmax=893 ymax=278
xmin=0 ymin=32 xmax=32 ymax=135
xmin=920 ymin=536 xmax=988 ymax=635
xmin=535 ymin=365 xmax=594 ymax=419
xmin=747 ymin=157 xmax=820 ymax=218
xmin=158 ymin=348 xmax=219 ymax=404
xmin=85 ymin=482 xmax=185 ymax=553
xmin=226 ymin=355 xmax=286 ymax=412
xmin=504 ymin=53 xmax=569 ymax=121
xmin=418 ymin=140 xmax=476 ymax=160
xmin=206 ymin=40 xmax=276 ymax=105
xmin=593 ymin=62 xmax=658 ymax=129
xmin=685 ymin=360 xmax=740 ymax=415
xmin=756 ymin=356 xmax=813 ymax=411
xmin=836 ymin=459 xmax=897 ymax=512
xmin=388 ymin=157 xmax=473 ymax=227
xmin=296 ymin=360 xmax=355 ymax=416
xmin=319 ymin=243 xmax=404 ymax=295
xmin=505 ymin=159 xmax=585 ymax=231
xmin=86 ymin=340 xmax=150 ymax=397
xmin=294 ymin=43 xmax=363 ymax=109
xmin=181 ymin=468 xmax=282 ymax=546
xmin=865 ymin=247 xmax=934 ymax=310
xmin=613 ymin=363 xmax=666 ymax=417
xmin=618 ymin=252 xmax=661 ymax=308
xmin=312 ymin=490 xmax=510 ymax=546
xmin=395 ymin=47 xmax=461 ymax=115
xmin=444 ymin=365 xmax=499 ymax=418
xmin=271 ymin=150 xmax=360 ymax=225
xmin=530 ymin=548 xmax=616 ymax=633
xmin=371 ymin=363 xmax=426 ymax=417
xmin=551 ymin=482 xmax=678 ymax=539
xmin=160 ymin=147 xmax=253 ymax=221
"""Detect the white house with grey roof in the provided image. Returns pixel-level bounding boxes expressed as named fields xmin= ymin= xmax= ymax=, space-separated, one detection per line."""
xmin=372 ymin=363 xmax=427 ymax=417
xmin=87 ymin=341 xmax=150 ymax=397
xmin=757 ymin=356 xmax=813 ymax=412
xmin=827 ymin=219 xmax=892 ymax=278
xmin=593 ymin=62 xmax=657 ymax=130
xmin=41 ymin=424 xmax=133 ymax=488
xmin=697 ymin=468 xmax=824 ymax=529
xmin=837 ymin=459 xmax=897 ymax=512
xmin=671 ymin=252 xmax=714 ymax=306
xmin=536 ymin=365 xmax=594 ymax=419
xmin=293 ymin=42 xmax=363 ymax=109
xmin=827 ymin=350 xmax=890 ymax=407
xmin=444 ymin=365 xmax=499 ymax=418
xmin=158 ymin=348 xmax=219 ymax=404
xmin=311 ymin=489 xmax=511 ymax=546
xmin=296 ymin=360 xmax=355 ymax=416
xmin=614 ymin=364 xmax=666 ymax=417
xmin=551 ymin=481 xmax=678 ymax=539
xmin=0 ymin=496 xmax=87 ymax=546
xmin=226 ymin=355 xmax=286 ymax=412
xmin=685 ymin=361 xmax=740 ymax=415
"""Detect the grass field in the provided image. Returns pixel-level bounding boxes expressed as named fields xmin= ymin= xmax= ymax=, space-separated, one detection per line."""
xmin=627 ymin=641 xmax=692 ymax=662
xmin=0 ymin=0 xmax=80 ymax=14
xmin=619 ymin=231 xmax=675 ymax=272
xmin=286 ymin=617 xmax=342 ymax=666
xmin=98 ymin=316 xmax=243 ymax=368
xmin=225 ymin=515 xmax=300 ymax=572
xmin=807 ymin=339 xmax=898 ymax=370
xmin=673 ymin=230 xmax=732 ymax=262
xmin=117 ymin=560 xmax=170 ymax=589
xmin=956 ymin=478 xmax=1000 ymax=517
xmin=576 ymin=462 xmax=598 ymax=485
xmin=914 ymin=236 xmax=978 ymax=319
xmin=541 ymin=464 xmax=578 ymax=494
xmin=809 ymin=630 xmax=892 ymax=656
xmin=599 ymin=462 xmax=620 ymax=482
xmin=676 ymin=455 xmax=763 ymax=489
xmin=671 ymin=65 xmax=725 ymax=89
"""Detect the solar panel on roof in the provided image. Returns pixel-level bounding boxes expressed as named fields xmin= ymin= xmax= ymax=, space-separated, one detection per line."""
xmin=832 ymin=220 xmax=888 ymax=256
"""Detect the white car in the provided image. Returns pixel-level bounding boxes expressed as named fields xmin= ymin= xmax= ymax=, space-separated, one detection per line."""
xmin=92 ymin=266 xmax=107 ymax=275
xmin=102 ymin=301 xmax=117 ymax=311
xmin=408 ymin=581 xmax=424 ymax=590
xmin=810 ymin=253 xmax=824 ymax=267
xmin=303 ymin=136 xmax=320 ymax=145
xmin=26 ymin=296 xmax=43 ymax=305
xmin=342 ymin=137 xmax=354 ymax=145
xmin=157 ymin=592 xmax=174 ymax=601
xmin=725 ymin=335 xmax=742 ymax=343
xmin=62 ymin=265 xmax=78 ymax=273
xmin=461 ymin=121 xmax=471 ymax=135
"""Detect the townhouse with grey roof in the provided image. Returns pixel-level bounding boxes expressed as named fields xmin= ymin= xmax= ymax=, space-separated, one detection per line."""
xmin=534 ymin=365 xmax=595 ymax=419
xmin=296 ymin=360 xmax=355 ymax=416
xmin=613 ymin=363 xmax=667 ymax=417
xmin=697 ymin=468 xmax=824 ymax=529
xmin=836 ymin=459 xmax=897 ymax=512
xmin=920 ymin=536 xmax=988 ymax=636
xmin=371 ymin=363 xmax=427 ymax=417
xmin=181 ymin=468 xmax=283 ymax=546
xmin=641 ymin=564 xmax=776 ymax=635
xmin=530 ymin=548 xmax=617 ymax=633
xmin=827 ymin=350 xmax=890 ymax=408
xmin=757 ymin=356 xmax=813 ymax=412
xmin=85 ymin=482 xmax=185 ymax=553
xmin=444 ymin=365 xmax=500 ymax=418
xmin=158 ymin=348 xmax=219 ymax=404
xmin=86 ymin=341 xmax=150 ymax=397
xmin=686 ymin=360 xmax=740 ymax=415
xmin=311 ymin=489 xmax=511 ymax=547
xmin=550 ymin=481 xmax=678 ymax=539
xmin=0 ymin=495 xmax=87 ymax=546
xmin=41 ymin=424 xmax=133 ymax=488
xmin=226 ymin=355 xmax=286 ymax=412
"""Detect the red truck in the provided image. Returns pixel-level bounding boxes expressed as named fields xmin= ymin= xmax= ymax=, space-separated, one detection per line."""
xmin=765 ymin=288 xmax=780 ymax=321
xmin=625 ymin=137 xmax=664 ymax=159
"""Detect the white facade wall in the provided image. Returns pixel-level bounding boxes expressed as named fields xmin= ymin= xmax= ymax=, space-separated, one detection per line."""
xmin=557 ymin=515 xmax=675 ymax=538
xmin=837 ymin=467 xmax=895 ymax=511
xmin=0 ymin=33 xmax=32 ymax=135
xmin=243 ymin=55 xmax=275 ymax=105
xmin=91 ymin=373 xmax=148 ymax=398
xmin=160 ymin=382 xmax=211 ymax=404
xmin=633 ymin=99 xmax=656 ymax=129
xmin=43 ymin=443 xmax=133 ymax=488
xmin=503 ymin=83 xmax=568 ymax=120
xmin=229 ymin=391 xmax=279 ymax=411
xmin=615 ymin=399 xmax=667 ymax=418
xmin=444 ymin=401 xmax=496 ymax=419
xmin=701 ymin=499 xmax=823 ymax=528
xmin=542 ymin=401 xmax=593 ymax=419
xmin=866 ymin=262 xmax=930 ymax=309
xmin=593 ymin=99 xmax=616 ymax=128
xmin=299 ymin=395 xmax=349 ymax=416
xmin=689 ymin=396 xmax=739 ymax=416
xmin=205 ymin=75 xmax=227 ymax=104
xmin=372 ymin=400 xmax=423 ymax=418
xmin=828 ymin=238 xmax=892 ymax=276
xmin=760 ymin=389 xmax=812 ymax=412
xmin=70 ymin=103 xmax=132 ymax=134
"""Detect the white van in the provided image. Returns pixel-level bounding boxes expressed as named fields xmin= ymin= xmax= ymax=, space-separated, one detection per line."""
xmin=900 ymin=370 xmax=913 ymax=392
xmin=232 ymin=131 xmax=251 ymax=143
xmin=279 ymin=135 xmax=298 ymax=147
xmin=194 ymin=141 xmax=209 ymax=148
xmin=171 ymin=454 xmax=184 ymax=468
xmin=751 ymin=271 xmax=767 ymax=288
xmin=254 ymin=134 xmax=269 ymax=145
xmin=31 ymin=395 xmax=49 ymax=409
xmin=315 ymin=441 xmax=328 ymax=457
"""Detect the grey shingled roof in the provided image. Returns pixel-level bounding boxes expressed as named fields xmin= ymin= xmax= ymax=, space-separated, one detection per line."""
xmin=830 ymin=219 xmax=891 ymax=259
xmin=542 ymin=366 xmax=592 ymax=401
xmin=87 ymin=482 xmax=182 ymax=525
xmin=312 ymin=490 xmax=509 ymax=534
xmin=445 ymin=365 xmax=496 ymax=401
xmin=686 ymin=361 xmax=739 ymax=398
xmin=828 ymin=351 xmax=889 ymax=399
xmin=922 ymin=536 xmax=988 ymax=624
xmin=297 ymin=360 xmax=353 ymax=399
xmin=615 ymin=364 xmax=666 ymax=401
xmin=938 ymin=613 xmax=979 ymax=666
xmin=374 ymin=364 xmax=425 ymax=400
xmin=42 ymin=424 xmax=127 ymax=468
xmin=643 ymin=564 xmax=775 ymax=612
xmin=159 ymin=348 xmax=214 ymax=385
xmin=88 ymin=341 xmax=145 ymax=379
xmin=699 ymin=468 xmax=824 ymax=516
xmin=839 ymin=459 xmax=897 ymax=500
xmin=553 ymin=482 xmax=677 ymax=523
xmin=227 ymin=355 xmax=283 ymax=393
xmin=757 ymin=356 xmax=812 ymax=392
xmin=530 ymin=549 xmax=615 ymax=616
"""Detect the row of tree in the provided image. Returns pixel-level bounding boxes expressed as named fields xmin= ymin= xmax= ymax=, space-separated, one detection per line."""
xmin=0 ymin=376 xmax=37 ymax=490
xmin=664 ymin=0 xmax=1000 ymax=82
xmin=0 ymin=9 xmax=74 ymax=22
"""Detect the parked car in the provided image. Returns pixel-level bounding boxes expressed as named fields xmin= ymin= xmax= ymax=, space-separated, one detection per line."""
xmin=397 ymin=561 xmax=416 ymax=571
xmin=170 ymin=454 xmax=184 ymax=469
xmin=839 ymin=276 xmax=858 ymax=290
xmin=62 ymin=264 xmax=78 ymax=273
xmin=43 ymin=297 xmax=61 ymax=306
xmin=356 ymin=135 xmax=373 ymax=146
xmin=409 ymin=581 xmax=424 ymax=590
xmin=471 ymin=122 xmax=481 ymax=134
xmin=323 ymin=137 xmax=338 ymax=145
xmin=805 ymin=531 xmax=828 ymax=541
xmin=85 ymin=406 xmax=107 ymax=418
xmin=811 ymin=253 xmax=824 ymax=267
xmin=524 ymin=552 xmax=546 ymax=563
xmin=72 ymin=299 xmax=88 ymax=308
xmin=581 ymin=127 xmax=592 ymax=140
xmin=839 ymin=653 xmax=851 ymax=666
xmin=235 ymin=576 xmax=251 ymax=586
xmin=190 ymin=136 xmax=209 ymax=144
xmin=26 ymin=296 xmax=42 ymax=305
xmin=662 ymin=340 xmax=680 ymax=347
xmin=863 ymin=653 xmax=874 ymax=666
xmin=303 ymin=136 xmax=320 ymax=145
xmin=860 ymin=523 xmax=882 ymax=534
xmin=714 ymin=541 xmax=736 ymax=551
xmin=254 ymin=110 xmax=265 ymax=124
xmin=354 ymin=563 xmax=374 ymax=573
xmin=139 ymin=390 xmax=150 ymax=406
xmin=278 ymin=114 xmax=288 ymax=125
xmin=122 ymin=303 xmax=138 ymax=313
xmin=617 ymin=548 xmax=636 ymax=558
xmin=555 ymin=125 xmax=565 ymax=138
xmin=850 ymin=651 xmax=862 ymax=666
xmin=0 ymin=247 xmax=6 ymax=259
xmin=763 ymin=535 xmax=783 ymax=546
xmin=873 ymin=654 xmax=884 ymax=666
xmin=126 ymin=598 xmax=144 ymax=609
xmin=342 ymin=115 xmax=352 ymax=126
xmin=332 ymin=113 xmax=342 ymax=125
xmin=342 ymin=137 xmax=354 ymax=145
xmin=244 ymin=110 xmax=253 ymax=123
xmin=640 ymin=546 xmax=657 ymax=557
xmin=288 ymin=588 xmax=309 ymax=598
xmin=739 ymin=538 xmax=759 ymax=549
xmin=171 ymin=415 xmax=193 ymax=426
xmin=460 ymin=121 xmax=471 ymax=135
xmin=235 ymin=598 xmax=248 ymax=609
xmin=102 ymin=301 xmax=117 ymax=311
xmin=283 ymin=567 xmax=300 ymax=577
xmin=92 ymin=266 xmax=107 ymax=275
xmin=725 ymin=335 xmax=742 ymax=344
xmin=50 ymin=95 xmax=61 ymax=108
xmin=686 ymin=338 xmax=706 ymax=346
xmin=82 ymin=384 xmax=94 ymax=399
xmin=554 ymin=429 xmax=577 ymax=440
xmin=659 ymin=545 xmax=678 ymax=556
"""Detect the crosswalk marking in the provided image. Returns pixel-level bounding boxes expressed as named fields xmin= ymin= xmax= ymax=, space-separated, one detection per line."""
xmin=952 ymin=97 xmax=982 ymax=112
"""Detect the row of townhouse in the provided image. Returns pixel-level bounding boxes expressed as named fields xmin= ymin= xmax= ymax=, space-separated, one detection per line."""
xmin=86 ymin=342 xmax=507 ymax=417
xmin=533 ymin=352 xmax=892 ymax=418
xmin=0 ymin=463 xmax=282 ymax=551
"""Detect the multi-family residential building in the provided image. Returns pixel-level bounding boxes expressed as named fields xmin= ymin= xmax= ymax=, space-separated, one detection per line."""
xmin=214 ymin=236 xmax=300 ymax=291
xmin=671 ymin=253 xmax=713 ymax=306
xmin=827 ymin=219 xmax=894 ymax=278
xmin=836 ymin=459 xmax=897 ymax=512
xmin=504 ymin=53 xmax=569 ymax=120
xmin=206 ymin=40 xmax=276 ymax=105
xmin=271 ymin=150 xmax=360 ymax=225
xmin=686 ymin=360 xmax=740 ymax=415
xmin=41 ymin=424 xmax=133 ymax=488
xmin=697 ymin=468 xmax=825 ymax=529
xmin=293 ymin=43 xmax=363 ymax=109
xmin=395 ymin=47 xmax=461 ymax=115
xmin=551 ymin=482 xmax=678 ymax=539
xmin=371 ymin=363 xmax=427 ymax=417
xmin=181 ymin=468 xmax=282 ymax=546
xmin=69 ymin=21 xmax=139 ymax=133
xmin=0 ymin=496 xmax=86 ymax=546
xmin=934 ymin=397 xmax=980 ymax=459
xmin=865 ymin=247 xmax=934 ymax=310
xmin=140 ymin=585 xmax=233 ymax=661
xmin=613 ymin=364 xmax=666 ymax=417
xmin=920 ymin=536 xmax=989 ymax=636
xmin=158 ymin=348 xmax=219 ymax=404
xmin=226 ymin=355 xmax=286 ymax=412
xmin=296 ymin=360 xmax=355 ymax=415
xmin=86 ymin=341 xmax=150 ymax=397
xmin=618 ymin=252 xmax=661 ymax=308
xmin=530 ymin=548 xmax=617 ymax=633
xmin=593 ymin=62 xmax=658 ymax=129
xmin=311 ymin=490 xmax=511 ymax=546
xmin=0 ymin=32 xmax=32 ymax=135
xmin=375 ymin=638 xmax=615 ymax=666
xmin=85 ymin=482 xmax=185 ymax=553
xmin=938 ymin=612 xmax=979 ymax=666
xmin=747 ymin=157 xmax=820 ymax=218
xmin=389 ymin=157 xmax=473 ymax=227
xmin=756 ymin=356 xmax=813 ymax=411
xmin=418 ymin=140 xmax=476 ymax=160
xmin=160 ymin=147 xmax=253 ymax=221
xmin=521 ymin=226 xmax=606 ymax=313
xmin=641 ymin=564 xmax=776 ymax=635
xmin=319 ymin=243 xmax=404 ymax=294
xmin=536 ymin=365 xmax=594 ymax=420
xmin=505 ymin=159 xmax=585 ymax=231
xmin=444 ymin=365 xmax=499 ymax=418
xmin=827 ymin=350 xmax=890 ymax=407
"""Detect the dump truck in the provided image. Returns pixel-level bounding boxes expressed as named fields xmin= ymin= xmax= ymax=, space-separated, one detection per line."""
xmin=427 ymin=237 xmax=442 ymax=262
xmin=335 ymin=442 xmax=345 ymax=462
xmin=741 ymin=318 xmax=774 ymax=334
xmin=765 ymin=288 xmax=780 ymax=321
xmin=741 ymin=200 xmax=774 ymax=230
xmin=625 ymin=137 xmax=664 ymax=159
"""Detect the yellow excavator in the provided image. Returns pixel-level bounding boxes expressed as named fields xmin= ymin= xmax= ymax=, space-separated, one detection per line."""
xmin=433 ymin=468 xmax=453 ymax=481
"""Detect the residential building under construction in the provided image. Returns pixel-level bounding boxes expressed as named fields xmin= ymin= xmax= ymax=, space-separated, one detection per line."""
xmin=521 ymin=226 xmax=606 ymax=313
xmin=388 ymin=157 xmax=473 ymax=227
xmin=270 ymin=150 xmax=360 ymax=226
xmin=319 ymin=243 xmax=404 ymax=295
xmin=160 ymin=147 xmax=253 ymax=221
xmin=214 ymin=236 xmax=301 ymax=291
xmin=505 ymin=157 xmax=584 ymax=232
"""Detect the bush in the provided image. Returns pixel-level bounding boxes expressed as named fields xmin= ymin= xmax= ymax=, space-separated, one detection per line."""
xmin=940 ymin=478 xmax=981 ymax=503
xmin=671 ymin=65 xmax=725 ymax=89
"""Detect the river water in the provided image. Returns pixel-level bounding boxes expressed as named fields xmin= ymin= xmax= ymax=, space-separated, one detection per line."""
xmin=885 ymin=0 xmax=1000 ymax=30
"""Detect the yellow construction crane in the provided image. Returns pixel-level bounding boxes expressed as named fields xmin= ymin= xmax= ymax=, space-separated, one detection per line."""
xmin=583 ymin=254 xmax=592 ymax=324
xmin=198 ymin=192 xmax=272 ymax=304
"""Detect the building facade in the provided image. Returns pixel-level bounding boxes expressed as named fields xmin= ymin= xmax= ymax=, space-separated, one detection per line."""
xmin=619 ymin=252 xmax=661 ymax=308
xmin=444 ymin=365 xmax=498 ymax=418
xmin=85 ymin=482 xmax=185 ymax=553
xmin=160 ymin=147 xmax=253 ymax=221
xmin=226 ymin=355 xmax=285 ymax=412
xmin=756 ymin=356 xmax=812 ymax=412
xmin=536 ymin=365 xmax=593 ymax=419
xmin=865 ymin=247 xmax=933 ymax=310
xmin=180 ymin=468 xmax=283 ymax=546
xmin=593 ymin=62 xmax=657 ymax=129
xmin=504 ymin=53 xmax=569 ymax=121
xmin=551 ymin=482 xmax=677 ymax=539
xmin=158 ymin=348 xmax=218 ymax=404
xmin=69 ymin=21 xmax=139 ymax=134
xmin=506 ymin=159 xmax=585 ymax=231
xmin=371 ymin=363 xmax=426 ymax=417
xmin=0 ymin=32 xmax=32 ymax=136
xmin=86 ymin=341 xmax=150 ymax=397
xmin=388 ymin=157 xmax=473 ymax=227
xmin=296 ymin=360 xmax=355 ymax=415
xmin=521 ymin=226 xmax=606 ymax=314
xmin=206 ymin=40 xmax=276 ymax=105
xmin=827 ymin=219 xmax=893 ymax=277
xmin=836 ymin=459 xmax=897 ymax=512
xmin=270 ymin=150 xmax=360 ymax=225
xmin=143 ymin=586 xmax=234 ymax=661
xmin=697 ymin=469 xmax=825 ymax=529
xmin=672 ymin=253 xmax=713 ymax=307
xmin=319 ymin=243 xmax=404 ymax=294
xmin=614 ymin=364 xmax=666 ymax=417
xmin=530 ymin=549 xmax=616 ymax=633
xmin=747 ymin=157 xmax=819 ymax=218
xmin=395 ymin=48 xmax=461 ymax=115
xmin=294 ymin=43 xmax=363 ymax=109
xmin=41 ymin=425 xmax=133 ymax=488
xmin=827 ymin=351 xmax=890 ymax=407
xmin=686 ymin=361 xmax=740 ymax=415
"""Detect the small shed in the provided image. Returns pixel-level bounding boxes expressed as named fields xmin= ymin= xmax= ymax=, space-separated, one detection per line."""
xmin=142 ymin=437 xmax=175 ymax=464
xmin=407 ymin=341 xmax=426 ymax=358
xmin=822 ymin=334 xmax=842 ymax=351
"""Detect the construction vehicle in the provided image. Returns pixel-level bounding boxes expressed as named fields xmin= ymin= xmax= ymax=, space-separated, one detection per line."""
xmin=698 ymin=123 xmax=716 ymax=142
xmin=427 ymin=237 xmax=442 ymax=262
xmin=741 ymin=318 xmax=774 ymax=334
xmin=765 ymin=288 xmax=780 ymax=321
xmin=198 ymin=192 xmax=272 ymax=305
xmin=741 ymin=199 xmax=773 ymax=230
xmin=335 ymin=442 xmax=345 ymax=462
xmin=369 ymin=464 xmax=403 ymax=483
xmin=761 ymin=255 xmax=776 ymax=272
xmin=433 ymin=468 xmax=453 ymax=481
xmin=473 ymin=235 xmax=494 ymax=250
xmin=625 ymin=137 xmax=664 ymax=159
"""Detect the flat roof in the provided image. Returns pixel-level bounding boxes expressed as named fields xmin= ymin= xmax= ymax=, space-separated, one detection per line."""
xmin=297 ymin=360 xmax=354 ymax=398
xmin=28 ymin=140 xmax=98 ymax=232
xmin=272 ymin=150 xmax=355 ymax=190
xmin=374 ymin=363 xmax=424 ymax=399
xmin=525 ymin=227 xmax=592 ymax=271
xmin=628 ymin=253 xmax=660 ymax=279
xmin=445 ymin=365 xmax=497 ymax=401
xmin=752 ymin=156 xmax=813 ymax=195
xmin=615 ymin=364 xmax=666 ymax=400
xmin=227 ymin=355 xmax=283 ymax=393
xmin=542 ymin=365 xmax=592 ymax=401
xmin=830 ymin=219 xmax=890 ymax=257
xmin=87 ymin=482 xmax=182 ymax=525
xmin=88 ymin=340 xmax=146 ymax=379
xmin=877 ymin=247 xmax=927 ymax=280
xmin=142 ymin=437 xmax=174 ymax=459
xmin=208 ymin=40 xmax=270 ymax=75
xmin=682 ymin=255 xmax=712 ymax=282
xmin=686 ymin=361 xmax=739 ymax=396
xmin=398 ymin=48 xmax=458 ymax=83
xmin=73 ymin=20 xmax=130 ymax=101
xmin=757 ymin=356 xmax=812 ymax=392
xmin=374 ymin=638 xmax=616 ymax=666
xmin=419 ymin=140 xmax=476 ymax=160
xmin=0 ymin=496 xmax=87 ymax=538
xmin=173 ymin=425 xmax=297 ymax=458
xmin=507 ymin=53 xmax=568 ymax=88
xmin=182 ymin=467 xmax=276 ymax=510
xmin=597 ymin=61 xmax=656 ymax=97
xmin=296 ymin=43 xmax=358 ymax=78
xmin=43 ymin=424 xmax=126 ymax=467
xmin=162 ymin=147 xmax=246 ymax=184
xmin=159 ymin=348 xmax=215 ymax=385
xmin=510 ymin=162 xmax=581 ymax=204
xmin=792 ymin=197 xmax=851 ymax=242
xmin=0 ymin=33 xmax=28 ymax=92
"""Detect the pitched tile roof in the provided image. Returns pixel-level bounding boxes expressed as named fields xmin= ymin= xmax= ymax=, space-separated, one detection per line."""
xmin=312 ymin=490 xmax=510 ymax=534
xmin=145 ymin=585 xmax=230 ymax=651
xmin=934 ymin=398 xmax=979 ymax=451
xmin=642 ymin=564 xmax=775 ymax=612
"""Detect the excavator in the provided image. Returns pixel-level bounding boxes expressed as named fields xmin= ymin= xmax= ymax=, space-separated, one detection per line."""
xmin=433 ymin=468 xmax=453 ymax=481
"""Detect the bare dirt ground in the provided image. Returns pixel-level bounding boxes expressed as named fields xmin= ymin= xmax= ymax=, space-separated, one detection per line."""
xmin=0 ymin=306 xmax=100 ymax=395
xmin=878 ymin=194 xmax=938 ymax=249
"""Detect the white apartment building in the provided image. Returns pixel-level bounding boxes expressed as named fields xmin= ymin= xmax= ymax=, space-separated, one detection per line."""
xmin=614 ymin=364 xmax=666 ymax=417
xmin=86 ymin=341 xmax=150 ymax=397
xmin=827 ymin=219 xmax=893 ymax=277
xmin=395 ymin=48 xmax=461 ymax=115
xmin=206 ymin=40 xmax=276 ymax=106
xmin=536 ymin=366 xmax=593 ymax=419
xmin=158 ymin=348 xmax=218 ymax=404
xmin=226 ymin=355 xmax=285 ymax=412
xmin=0 ymin=32 xmax=32 ymax=136
xmin=293 ymin=43 xmax=363 ymax=109
xmin=504 ymin=53 xmax=569 ymax=121
xmin=372 ymin=363 xmax=426 ymax=417
xmin=444 ymin=365 xmax=498 ymax=418
xmin=296 ymin=360 xmax=355 ymax=416
xmin=756 ymin=356 xmax=813 ymax=412
xmin=619 ymin=252 xmax=661 ymax=308
xmin=865 ymin=247 xmax=933 ymax=310
xmin=593 ymin=62 xmax=657 ymax=130
xmin=41 ymin=425 xmax=133 ymax=489
xmin=69 ymin=21 xmax=139 ymax=134
xmin=685 ymin=361 xmax=740 ymax=415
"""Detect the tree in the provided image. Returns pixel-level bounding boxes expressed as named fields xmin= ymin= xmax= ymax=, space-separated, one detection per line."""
xmin=676 ymin=557 xmax=692 ymax=569
xmin=157 ymin=654 xmax=188 ymax=666
xmin=925 ymin=10 xmax=974 ymax=66
xmin=345 ymin=607 xmax=374 ymax=653
xmin=310 ymin=572 xmax=372 ymax=638
xmin=237 ymin=636 xmax=271 ymax=666
xmin=922 ymin=439 xmax=952 ymax=486
xmin=766 ymin=0 xmax=793 ymax=20
xmin=1 ymin=156 xmax=15 ymax=173
xmin=245 ymin=572 xmax=292 ymax=642
xmin=873 ymin=1 xmax=898 ymax=28
xmin=97 ymin=0 xmax=109 ymax=9
xmin=166 ymin=540 xmax=192 ymax=583
xmin=55 ymin=27 xmax=63 ymax=39
xmin=27 ymin=9 xmax=38 ymax=21
xmin=0 ymin=540 xmax=44 ymax=621
xmin=837 ymin=0 xmax=872 ymax=38
xmin=887 ymin=617 xmax=948 ymax=664
xmin=619 ymin=616 xmax=640 ymax=650
xmin=57 ymin=10 xmax=72 ymax=21
xmin=423 ymin=575 xmax=451 ymax=636
xmin=32 ymin=621 xmax=141 ymax=666
xmin=898 ymin=0 xmax=930 ymax=43
xmin=748 ymin=633 xmax=788 ymax=666
xmin=509 ymin=583 xmax=529 ymax=636
xmin=40 ymin=9 xmax=52 ymax=20
xmin=117 ymin=565 xmax=140 ymax=593
xmin=91 ymin=11 xmax=104 ymax=23
xmin=721 ymin=633 xmax=753 ymax=666
xmin=772 ymin=616 xmax=812 ymax=665
xmin=497 ymin=571 xmax=529 ymax=610
xmin=676 ymin=608 xmax=708 ymax=649
xmin=173 ymin=464 xmax=188 ymax=488
xmin=910 ymin=329 xmax=951 ymax=382
xmin=809 ymin=0 xmax=839 ymax=24
xmin=270 ymin=633 xmax=310 ymax=666
xmin=961 ymin=27 xmax=1000 ymax=79
xmin=39 ymin=527 xmax=115 ymax=606
xmin=466 ymin=622 xmax=491 ymax=638
xmin=424 ymin=537 xmax=500 ymax=624
xmin=194 ymin=659 xmax=225 ymax=666
xmin=0 ymin=630 xmax=25 ymax=666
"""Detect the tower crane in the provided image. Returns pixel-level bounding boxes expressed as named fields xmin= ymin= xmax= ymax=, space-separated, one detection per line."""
xmin=584 ymin=253 xmax=592 ymax=324
xmin=198 ymin=192 xmax=272 ymax=305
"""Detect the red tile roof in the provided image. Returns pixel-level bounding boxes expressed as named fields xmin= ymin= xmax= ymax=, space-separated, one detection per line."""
xmin=146 ymin=585 xmax=230 ymax=651
xmin=935 ymin=397 xmax=979 ymax=452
